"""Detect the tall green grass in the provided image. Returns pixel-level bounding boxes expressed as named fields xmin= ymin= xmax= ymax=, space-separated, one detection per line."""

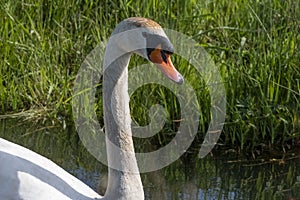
xmin=0 ymin=0 xmax=299 ymax=151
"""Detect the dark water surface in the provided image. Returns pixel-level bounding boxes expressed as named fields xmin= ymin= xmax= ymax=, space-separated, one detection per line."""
xmin=0 ymin=119 xmax=299 ymax=200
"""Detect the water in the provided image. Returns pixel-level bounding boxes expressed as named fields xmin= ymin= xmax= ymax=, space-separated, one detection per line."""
xmin=0 ymin=119 xmax=299 ymax=200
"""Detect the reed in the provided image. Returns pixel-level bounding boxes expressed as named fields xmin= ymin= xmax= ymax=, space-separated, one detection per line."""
xmin=0 ymin=0 xmax=299 ymax=150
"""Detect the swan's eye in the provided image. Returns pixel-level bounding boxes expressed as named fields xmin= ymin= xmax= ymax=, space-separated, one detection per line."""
xmin=161 ymin=50 xmax=173 ymax=63
xmin=161 ymin=51 xmax=168 ymax=64
xmin=146 ymin=48 xmax=154 ymax=61
xmin=148 ymin=48 xmax=168 ymax=64
xmin=162 ymin=50 xmax=173 ymax=55
xmin=147 ymin=44 xmax=174 ymax=64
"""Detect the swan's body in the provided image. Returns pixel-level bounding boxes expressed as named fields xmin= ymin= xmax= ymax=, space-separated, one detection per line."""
xmin=0 ymin=17 xmax=183 ymax=200
xmin=0 ymin=138 xmax=101 ymax=200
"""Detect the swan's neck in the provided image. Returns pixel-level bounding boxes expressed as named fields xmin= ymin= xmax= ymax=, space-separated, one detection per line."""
xmin=103 ymin=53 xmax=144 ymax=199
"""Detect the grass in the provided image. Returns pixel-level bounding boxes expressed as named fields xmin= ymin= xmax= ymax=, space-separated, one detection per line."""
xmin=0 ymin=0 xmax=299 ymax=152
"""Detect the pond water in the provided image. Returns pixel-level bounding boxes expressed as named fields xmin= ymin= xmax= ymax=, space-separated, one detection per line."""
xmin=0 ymin=118 xmax=299 ymax=200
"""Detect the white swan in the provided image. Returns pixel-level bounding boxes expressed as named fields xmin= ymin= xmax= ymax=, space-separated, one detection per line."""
xmin=0 ymin=17 xmax=183 ymax=200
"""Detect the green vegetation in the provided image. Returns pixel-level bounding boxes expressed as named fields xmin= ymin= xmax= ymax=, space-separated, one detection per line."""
xmin=0 ymin=0 xmax=299 ymax=151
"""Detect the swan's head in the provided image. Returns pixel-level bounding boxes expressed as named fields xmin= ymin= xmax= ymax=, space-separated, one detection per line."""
xmin=141 ymin=31 xmax=184 ymax=85
xmin=111 ymin=17 xmax=184 ymax=84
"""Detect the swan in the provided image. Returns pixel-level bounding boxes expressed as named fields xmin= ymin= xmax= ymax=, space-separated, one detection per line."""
xmin=0 ymin=17 xmax=183 ymax=200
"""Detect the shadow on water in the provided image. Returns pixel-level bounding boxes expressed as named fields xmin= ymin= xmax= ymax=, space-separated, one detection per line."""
xmin=0 ymin=118 xmax=299 ymax=200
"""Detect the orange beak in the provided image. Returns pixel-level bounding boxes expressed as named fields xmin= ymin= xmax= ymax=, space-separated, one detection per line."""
xmin=149 ymin=48 xmax=184 ymax=84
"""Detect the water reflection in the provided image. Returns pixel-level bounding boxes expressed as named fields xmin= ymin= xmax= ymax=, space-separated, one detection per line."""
xmin=0 ymin=119 xmax=299 ymax=199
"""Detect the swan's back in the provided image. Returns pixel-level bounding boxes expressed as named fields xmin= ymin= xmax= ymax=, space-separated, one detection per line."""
xmin=0 ymin=138 xmax=101 ymax=200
